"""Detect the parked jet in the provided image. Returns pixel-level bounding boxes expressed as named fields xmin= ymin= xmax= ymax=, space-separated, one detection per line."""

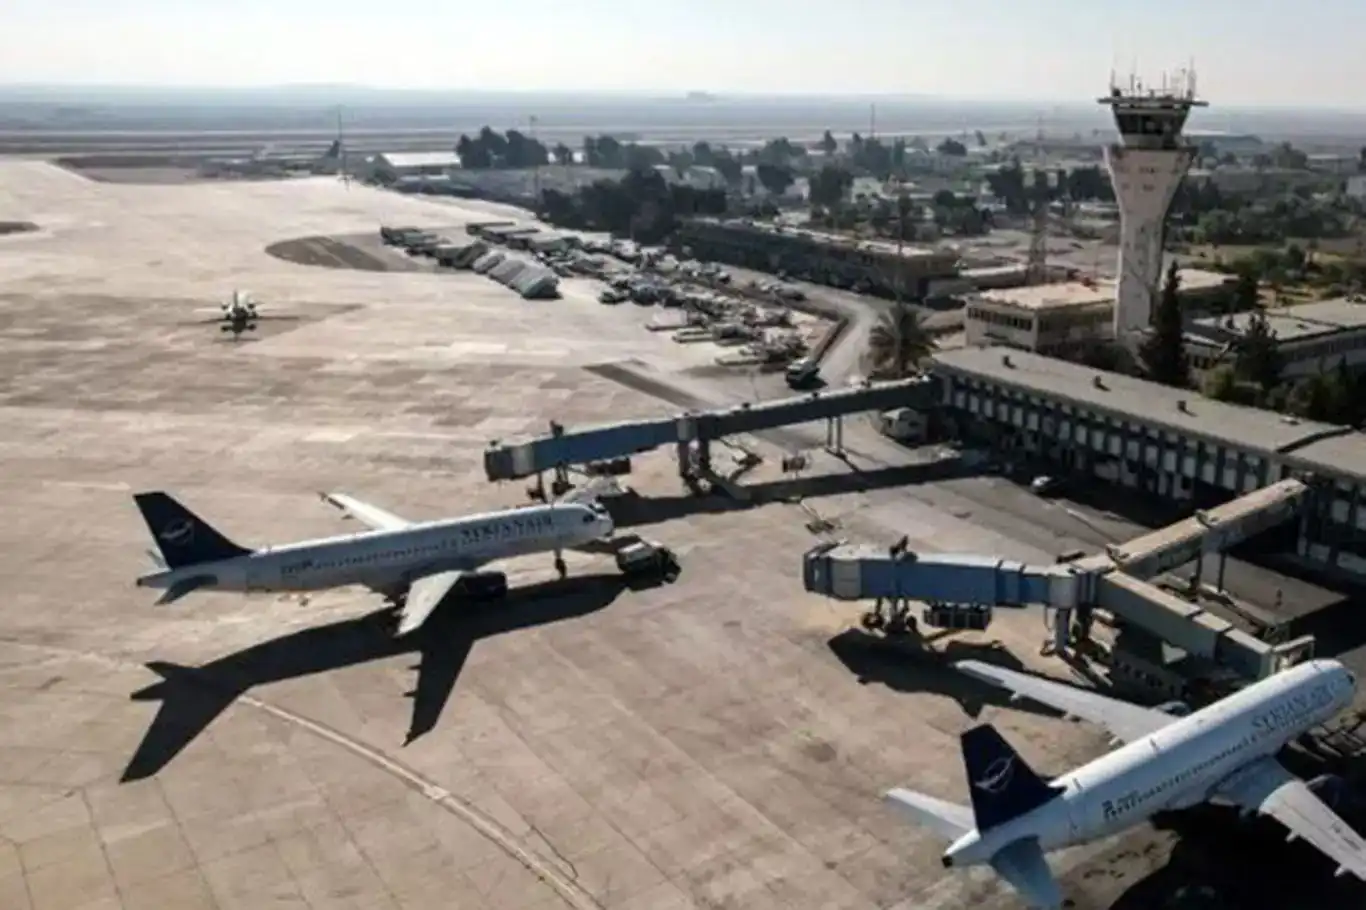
xmin=133 ymin=490 xmax=615 ymax=636
xmin=885 ymin=659 xmax=1366 ymax=909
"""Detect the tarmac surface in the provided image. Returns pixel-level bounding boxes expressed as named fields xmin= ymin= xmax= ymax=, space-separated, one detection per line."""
xmin=0 ymin=160 xmax=1360 ymax=910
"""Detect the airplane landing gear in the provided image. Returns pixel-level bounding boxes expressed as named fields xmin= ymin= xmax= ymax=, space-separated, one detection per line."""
xmin=553 ymin=552 xmax=567 ymax=580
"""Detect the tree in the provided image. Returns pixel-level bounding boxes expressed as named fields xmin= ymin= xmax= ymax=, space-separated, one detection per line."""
xmin=1138 ymin=261 xmax=1189 ymax=387
xmin=1231 ymin=270 xmax=1259 ymax=312
xmin=552 ymin=142 xmax=576 ymax=165
xmin=1233 ymin=311 xmax=1284 ymax=393
xmin=1203 ymin=364 xmax=1239 ymax=400
xmin=866 ymin=307 xmax=936 ymax=378
xmin=711 ymin=152 xmax=743 ymax=186
xmin=819 ymin=131 xmax=838 ymax=156
xmin=754 ymin=163 xmax=795 ymax=197
xmin=808 ymin=165 xmax=853 ymax=208
xmin=936 ymin=138 xmax=968 ymax=156
xmin=456 ymin=133 xmax=491 ymax=169
xmin=974 ymin=130 xmax=988 ymax=147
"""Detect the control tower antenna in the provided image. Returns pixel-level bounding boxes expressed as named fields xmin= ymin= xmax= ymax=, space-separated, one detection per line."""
xmin=1099 ymin=68 xmax=1207 ymax=342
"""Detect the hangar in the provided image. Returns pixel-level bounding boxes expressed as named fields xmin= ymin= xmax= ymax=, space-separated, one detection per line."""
xmin=369 ymin=151 xmax=462 ymax=183
xmin=932 ymin=345 xmax=1366 ymax=580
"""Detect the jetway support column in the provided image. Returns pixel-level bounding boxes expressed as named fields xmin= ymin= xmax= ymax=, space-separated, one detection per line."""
xmin=675 ymin=440 xmax=692 ymax=481
xmin=825 ymin=415 xmax=845 ymax=456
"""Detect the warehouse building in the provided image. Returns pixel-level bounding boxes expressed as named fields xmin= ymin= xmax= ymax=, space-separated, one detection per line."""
xmin=963 ymin=268 xmax=1233 ymax=357
xmin=369 ymin=152 xmax=462 ymax=183
xmin=931 ymin=345 xmax=1366 ymax=578
xmin=673 ymin=217 xmax=960 ymax=297
xmin=1184 ymin=297 xmax=1366 ymax=380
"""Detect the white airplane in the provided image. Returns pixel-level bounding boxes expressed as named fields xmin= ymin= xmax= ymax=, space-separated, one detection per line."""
xmin=133 ymin=489 xmax=615 ymax=636
xmin=885 ymin=658 xmax=1366 ymax=909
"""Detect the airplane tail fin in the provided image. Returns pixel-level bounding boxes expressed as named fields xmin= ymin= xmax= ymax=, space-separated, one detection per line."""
xmin=961 ymin=724 xmax=1063 ymax=832
xmin=133 ymin=492 xmax=249 ymax=570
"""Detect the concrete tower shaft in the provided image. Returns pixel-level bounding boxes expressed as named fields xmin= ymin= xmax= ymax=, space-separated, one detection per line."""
xmin=1106 ymin=144 xmax=1195 ymax=334
xmin=1099 ymin=73 xmax=1206 ymax=337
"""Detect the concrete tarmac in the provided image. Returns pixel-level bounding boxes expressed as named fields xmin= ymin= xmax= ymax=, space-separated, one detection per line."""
xmin=0 ymin=161 xmax=1359 ymax=910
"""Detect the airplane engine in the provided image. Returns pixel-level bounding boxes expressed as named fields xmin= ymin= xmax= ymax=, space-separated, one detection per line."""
xmin=455 ymin=571 xmax=508 ymax=601
xmin=1156 ymin=701 xmax=1191 ymax=717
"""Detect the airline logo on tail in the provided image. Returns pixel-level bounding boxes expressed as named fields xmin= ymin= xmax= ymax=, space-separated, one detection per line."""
xmin=973 ymin=756 xmax=1017 ymax=795
xmin=158 ymin=519 xmax=196 ymax=547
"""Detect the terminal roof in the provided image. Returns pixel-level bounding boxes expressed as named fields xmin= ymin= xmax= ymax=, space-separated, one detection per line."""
xmin=933 ymin=346 xmax=1366 ymax=482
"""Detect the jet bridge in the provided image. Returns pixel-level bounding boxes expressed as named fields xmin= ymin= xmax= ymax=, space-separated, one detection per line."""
xmin=483 ymin=375 xmax=938 ymax=486
xmin=803 ymin=478 xmax=1315 ymax=681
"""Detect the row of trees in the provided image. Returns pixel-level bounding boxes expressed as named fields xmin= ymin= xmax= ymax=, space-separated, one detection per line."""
xmin=536 ymin=169 xmax=727 ymax=244
xmin=983 ymin=161 xmax=1116 ymax=214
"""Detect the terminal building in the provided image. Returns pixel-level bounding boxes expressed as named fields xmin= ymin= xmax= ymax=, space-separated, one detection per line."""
xmin=963 ymin=269 xmax=1233 ymax=357
xmin=1184 ymin=297 xmax=1366 ymax=380
xmin=931 ymin=345 xmax=1366 ymax=579
xmin=673 ymin=217 xmax=961 ymax=298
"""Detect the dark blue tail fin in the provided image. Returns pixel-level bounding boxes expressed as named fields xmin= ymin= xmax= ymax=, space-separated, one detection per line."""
xmin=962 ymin=724 xmax=1063 ymax=831
xmin=133 ymin=492 xmax=249 ymax=569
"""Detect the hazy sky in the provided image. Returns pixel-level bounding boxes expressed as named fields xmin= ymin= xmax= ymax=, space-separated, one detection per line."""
xmin=4 ymin=0 xmax=1365 ymax=108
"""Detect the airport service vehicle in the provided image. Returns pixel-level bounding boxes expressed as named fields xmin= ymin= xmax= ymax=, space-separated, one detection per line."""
xmin=785 ymin=357 xmax=821 ymax=389
xmin=133 ymin=490 xmax=615 ymax=636
xmin=885 ymin=659 xmax=1366 ymax=909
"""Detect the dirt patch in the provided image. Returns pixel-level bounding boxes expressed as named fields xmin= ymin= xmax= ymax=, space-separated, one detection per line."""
xmin=266 ymin=235 xmax=423 ymax=273
xmin=0 ymin=221 xmax=38 ymax=236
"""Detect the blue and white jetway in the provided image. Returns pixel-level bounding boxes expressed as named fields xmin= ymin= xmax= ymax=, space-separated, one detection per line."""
xmin=803 ymin=478 xmax=1316 ymax=680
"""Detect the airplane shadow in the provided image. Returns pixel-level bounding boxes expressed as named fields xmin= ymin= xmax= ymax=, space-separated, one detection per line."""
xmin=121 ymin=572 xmax=628 ymax=782
xmin=606 ymin=458 xmax=975 ymax=530
xmin=1106 ymin=802 xmax=1366 ymax=910
xmin=825 ymin=628 xmax=1062 ymax=721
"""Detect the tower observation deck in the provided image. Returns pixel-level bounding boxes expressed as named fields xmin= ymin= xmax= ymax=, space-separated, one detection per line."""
xmin=1099 ymin=72 xmax=1207 ymax=338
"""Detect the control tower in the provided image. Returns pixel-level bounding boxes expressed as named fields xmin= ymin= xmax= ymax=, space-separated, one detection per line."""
xmin=1099 ymin=72 xmax=1207 ymax=337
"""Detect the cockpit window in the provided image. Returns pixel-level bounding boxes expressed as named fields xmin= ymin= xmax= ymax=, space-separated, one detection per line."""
xmin=582 ymin=514 xmax=596 ymax=524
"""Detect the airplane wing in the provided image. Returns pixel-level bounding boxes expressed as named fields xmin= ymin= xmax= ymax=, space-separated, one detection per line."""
xmin=1215 ymin=756 xmax=1366 ymax=881
xmin=397 ymin=569 xmax=468 ymax=637
xmin=989 ymin=837 xmax=1064 ymax=910
xmin=955 ymin=660 xmax=1175 ymax=744
xmin=320 ymin=492 xmax=411 ymax=531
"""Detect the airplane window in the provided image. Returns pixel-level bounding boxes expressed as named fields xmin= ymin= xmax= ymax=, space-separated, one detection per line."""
xmin=582 ymin=514 xmax=595 ymax=524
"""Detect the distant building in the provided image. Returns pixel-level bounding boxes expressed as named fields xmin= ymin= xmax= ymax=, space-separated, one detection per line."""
xmin=674 ymin=217 xmax=959 ymax=297
xmin=1184 ymin=298 xmax=1366 ymax=381
xmin=964 ymin=269 xmax=1234 ymax=358
xmin=370 ymin=152 xmax=462 ymax=183
xmin=1185 ymin=130 xmax=1265 ymax=158
xmin=652 ymin=164 xmax=727 ymax=191
xmin=1306 ymin=153 xmax=1359 ymax=176
xmin=1187 ymin=166 xmax=1321 ymax=195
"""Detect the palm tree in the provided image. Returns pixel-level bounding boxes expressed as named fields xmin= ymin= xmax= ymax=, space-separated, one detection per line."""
xmin=866 ymin=307 xmax=936 ymax=379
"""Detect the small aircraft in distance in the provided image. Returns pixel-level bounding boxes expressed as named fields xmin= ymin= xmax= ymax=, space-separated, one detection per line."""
xmin=192 ymin=290 xmax=298 ymax=341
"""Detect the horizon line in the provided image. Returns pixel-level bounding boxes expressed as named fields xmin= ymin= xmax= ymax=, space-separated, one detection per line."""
xmin=0 ymin=83 xmax=1364 ymax=114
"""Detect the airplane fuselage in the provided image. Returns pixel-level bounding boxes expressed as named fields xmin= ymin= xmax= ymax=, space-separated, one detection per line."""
xmin=947 ymin=660 xmax=1356 ymax=868
xmin=135 ymin=503 xmax=610 ymax=597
